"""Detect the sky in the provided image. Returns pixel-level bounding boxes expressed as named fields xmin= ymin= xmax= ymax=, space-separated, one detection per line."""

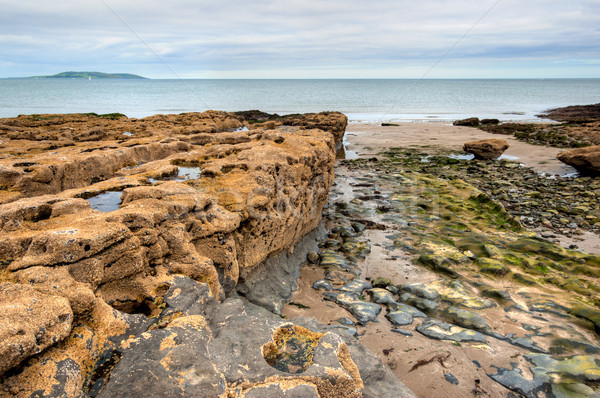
xmin=0 ymin=0 xmax=599 ymax=79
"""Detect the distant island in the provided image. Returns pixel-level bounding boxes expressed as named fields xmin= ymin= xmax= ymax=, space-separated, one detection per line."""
xmin=31 ymin=71 xmax=148 ymax=79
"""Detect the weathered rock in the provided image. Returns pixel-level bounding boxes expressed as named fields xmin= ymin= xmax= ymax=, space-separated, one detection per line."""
xmin=0 ymin=111 xmax=362 ymax=397
xmin=237 ymin=224 xmax=325 ymax=314
xmin=558 ymin=145 xmax=600 ymax=175
xmin=335 ymin=279 xmax=372 ymax=294
xmin=99 ymin=291 xmax=414 ymax=398
xmin=416 ymin=319 xmax=487 ymax=343
xmin=372 ymin=277 xmax=392 ymax=288
xmin=488 ymin=354 xmax=600 ymax=398
xmin=539 ymin=103 xmax=600 ymax=122
xmin=331 ymin=292 xmax=382 ymax=324
xmin=387 ymin=302 xmax=428 ymax=318
xmin=463 ymin=139 xmax=509 ymax=160
xmin=0 ymin=283 xmax=73 ymax=374
xmin=400 ymin=283 xmax=440 ymax=301
xmin=313 ymin=279 xmax=333 ymax=291
xmin=569 ymin=305 xmax=600 ymax=333
xmin=453 ymin=117 xmax=480 ymax=127
xmin=386 ymin=311 xmax=414 ymax=326
xmin=368 ymin=288 xmax=396 ymax=305
xmin=441 ymin=306 xmax=490 ymax=333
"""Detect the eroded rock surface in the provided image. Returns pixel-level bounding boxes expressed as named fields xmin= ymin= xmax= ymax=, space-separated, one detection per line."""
xmin=0 ymin=111 xmax=414 ymax=396
xmin=463 ymin=138 xmax=509 ymax=160
xmin=558 ymin=145 xmax=600 ymax=175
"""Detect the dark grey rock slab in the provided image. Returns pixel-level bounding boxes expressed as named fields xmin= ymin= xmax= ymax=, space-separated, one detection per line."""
xmin=386 ymin=311 xmax=414 ymax=326
xmin=416 ymin=319 xmax=487 ymax=343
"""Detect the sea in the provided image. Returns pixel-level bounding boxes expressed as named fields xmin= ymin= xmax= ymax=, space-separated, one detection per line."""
xmin=1 ymin=78 xmax=599 ymax=123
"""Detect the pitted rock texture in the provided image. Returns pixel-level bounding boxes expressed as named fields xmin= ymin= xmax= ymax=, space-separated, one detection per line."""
xmin=94 ymin=278 xmax=412 ymax=398
xmin=0 ymin=111 xmax=399 ymax=397
xmin=0 ymin=283 xmax=73 ymax=375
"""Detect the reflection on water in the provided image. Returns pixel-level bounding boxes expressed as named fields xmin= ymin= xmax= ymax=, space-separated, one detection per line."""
xmin=498 ymin=154 xmax=520 ymax=160
xmin=87 ymin=191 xmax=122 ymax=212
xmin=148 ymin=166 xmax=202 ymax=183
xmin=336 ymin=145 xmax=359 ymax=160
xmin=449 ymin=154 xmax=475 ymax=160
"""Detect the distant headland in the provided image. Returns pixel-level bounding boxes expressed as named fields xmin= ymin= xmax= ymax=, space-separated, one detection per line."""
xmin=30 ymin=71 xmax=148 ymax=79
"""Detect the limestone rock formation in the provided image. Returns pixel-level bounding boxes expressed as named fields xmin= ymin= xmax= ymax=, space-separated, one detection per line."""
xmin=463 ymin=138 xmax=509 ymax=160
xmin=0 ymin=111 xmax=412 ymax=397
xmin=557 ymin=145 xmax=600 ymax=175
xmin=0 ymin=283 xmax=73 ymax=375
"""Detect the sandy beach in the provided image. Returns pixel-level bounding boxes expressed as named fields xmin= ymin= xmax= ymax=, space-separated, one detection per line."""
xmin=345 ymin=122 xmax=578 ymax=176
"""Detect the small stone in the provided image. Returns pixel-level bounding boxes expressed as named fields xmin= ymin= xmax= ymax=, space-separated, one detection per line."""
xmin=444 ymin=373 xmax=459 ymax=385
xmin=335 ymin=317 xmax=355 ymax=326
xmin=368 ymin=288 xmax=396 ymax=305
xmin=372 ymin=277 xmax=392 ymax=288
xmin=391 ymin=329 xmax=413 ymax=337
xmin=416 ymin=319 xmax=487 ymax=343
xmin=386 ymin=311 xmax=414 ymax=326
xmin=307 ymin=251 xmax=320 ymax=264
xmin=312 ymin=280 xmax=333 ymax=291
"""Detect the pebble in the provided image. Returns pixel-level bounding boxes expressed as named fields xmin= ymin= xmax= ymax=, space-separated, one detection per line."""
xmin=391 ymin=329 xmax=413 ymax=337
xmin=312 ymin=280 xmax=333 ymax=291
xmin=443 ymin=373 xmax=459 ymax=385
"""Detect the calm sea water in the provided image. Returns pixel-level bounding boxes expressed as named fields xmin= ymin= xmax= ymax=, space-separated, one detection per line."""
xmin=1 ymin=78 xmax=599 ymax=122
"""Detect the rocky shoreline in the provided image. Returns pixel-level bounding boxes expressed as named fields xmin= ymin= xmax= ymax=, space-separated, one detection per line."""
xmin=0 ymin=111 xmax=417 ymax=397
xmin=285 ymin=150 xmax=600 ymax=397
xmin=2 ymin=108 xmax=600 ymax=397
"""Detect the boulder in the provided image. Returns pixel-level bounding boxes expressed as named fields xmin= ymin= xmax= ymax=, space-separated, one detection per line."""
xmin=557 ymin=145 xmax=600 ymax=175
xmin=463 ymin=139 xmax=509 ymax=160
xmin=453 ymin=117 xmax=480 ymax=127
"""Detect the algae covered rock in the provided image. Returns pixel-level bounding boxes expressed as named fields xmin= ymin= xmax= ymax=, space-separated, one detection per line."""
xmin=453 ymin=117 xmax=480 ymax=127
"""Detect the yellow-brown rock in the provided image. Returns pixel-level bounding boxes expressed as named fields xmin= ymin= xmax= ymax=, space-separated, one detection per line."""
xmin=0 ymin=111 xmax=348 ymax=392
xmin=463 ymin=138 xmax=509 ymax=160
xmin=0 ymin=283 xmax=73 ymax=375
xmin=557 ymin=145 xmax=600 ymax=175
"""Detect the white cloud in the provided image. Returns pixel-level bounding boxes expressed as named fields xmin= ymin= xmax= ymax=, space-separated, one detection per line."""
xmin=0 ymin=0 xmax=598 ymax=77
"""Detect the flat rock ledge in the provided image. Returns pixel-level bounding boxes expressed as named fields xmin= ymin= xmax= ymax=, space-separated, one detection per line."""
xmin=0 ymin=111 xmax=413 ymax=397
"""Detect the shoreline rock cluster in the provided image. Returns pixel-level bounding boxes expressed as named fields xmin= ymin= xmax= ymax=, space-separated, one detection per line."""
xmin=284 ymin=150 xmax=600 ymax=396
xmin=453 ymin=103 xmax=600 ymax=153
xmin=0 ymin=111 xmax=414 ymax=397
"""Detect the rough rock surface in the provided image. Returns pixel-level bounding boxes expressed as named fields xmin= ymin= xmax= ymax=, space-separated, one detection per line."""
xmin=539 ymin=102 xmax=600 ymax=122
xmin=0 ymin=111 xmax=414 ymax=397
xmin=0 ymin=283 xmax=73 ymax=375
xmin=557 ymin=145 xmax=600 ymax=175
xmin=463 ymin=138 xmax=509 ymax=160
xmin=98 ymin=282 xmax=413 ymax=397
xmin=281 ymin=150 xmax=600 ymax=396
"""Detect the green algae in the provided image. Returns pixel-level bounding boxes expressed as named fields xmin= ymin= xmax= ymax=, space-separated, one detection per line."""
xmin=343 ymin=152 xmax=600 ymax=314
xmin=476 ymin=258 xmax=510 ymax=276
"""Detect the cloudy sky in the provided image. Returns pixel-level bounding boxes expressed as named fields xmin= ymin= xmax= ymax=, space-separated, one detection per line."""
xmin=0 ymin=0 xmax=598 ymax=79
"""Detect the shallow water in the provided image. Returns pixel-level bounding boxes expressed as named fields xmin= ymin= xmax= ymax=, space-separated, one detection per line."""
xmin=87 ymin=191 xmax=122 ymax=212
xmin=148 ymin=166 xmax=202 ymax=183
